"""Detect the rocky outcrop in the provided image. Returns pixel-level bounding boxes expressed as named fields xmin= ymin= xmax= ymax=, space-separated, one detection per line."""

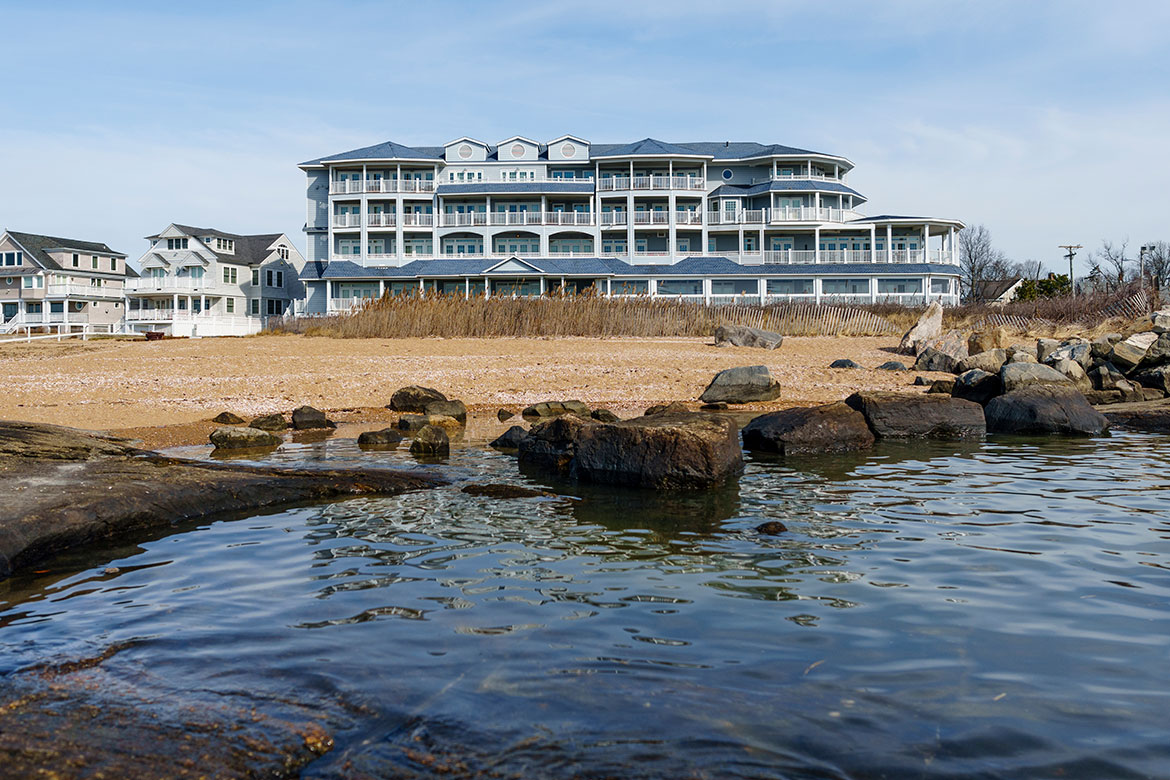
xmin=409 ymin=424 xmax=450 ymax=456
xmin=209 ymin=426 xmax=283 ymax=451
xmin=211 ymin=411 xmax=245 ymax=425
xmin=399 ymin=413 xmax=461 ymax=433
xmin=1104 ymin=404 xmax=1170 ymax=433
xmin=425 ymin=399 xmax=467 ymax=424
xmin=249 ymin=413 xmax=287 ymax=432
xmin=698 ymin=365 xmax=782 ymax=403
xmin=951 ymin=369 xmax=1002 ymax=406
xmin=968 ymin=328 xmax=1010 ymax=354
xmin=845 ymin=391 xmax=986 ymax=439
xmin=1108 ymin=332 xmax=1159 ymax=371
xmin=291 ymin=405 xmax=333 ymax=430
xmin=985 ymin=386 xmax=1109 ymax=436
xmin=517 ymin=414 xmax=594 ymax=475
xmin=357 ymin=428 xmax=404 ymax=447
xmin=899 ymin=301 xmax=943 ymax=354
xmin=0 ymin=421 xmax=441 ymax=579
xmin=714 ymin=324 xmax=783 ymax=350
xmin=741 ymin=402 xmax=874 ymax=455
xmin=388 ymin=385 xmax=447 ymax=413
xmin=957 ymin=349 xmax=1007 ymax=375
xmin=1000 ymin=362 xmax=1075 ymax=393
xmin=490 ymin=425 xmax=529 ymax=450
xmin=521 ymin=400 xmax=590 ymax=419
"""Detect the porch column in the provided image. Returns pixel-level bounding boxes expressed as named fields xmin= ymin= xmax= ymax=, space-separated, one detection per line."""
xmin=870 ymin=225 xmax=877 ymax=262
xmin=949 ymin=226 xmax=957 ymax=264
xmin=869 ymin=277 xmax=878 ymax=304
xmin=62 ymin=298 xmax=69 ymax=331
xmin=464 ymin=277 xmax=470 ymax=299
xmin=627 ymin=192 xmax=635 ymax=261
xmin=759 ymin=277 xmax=765 ymax=304
xmin=484 ymin=278 xmax=490 ymax=298
xmin=814 ymin=227 xmax=820 ymax=264
xmin=326 ymin=280 xmax=332 ymax=310
xmin=540 ymin=195 xmax=549 ymax=256
xmin=201 ymin=294 xmax=206 ymax=313
xmin=923 ymin=224 xmax=930 ymax=262
xmin=668 ymin=190 xmax=677 ymax=260
xmin=379 ymin=279 xmax=385 ymax=297
xmin=886 ymin=224 xmax=893 ymax=263
xmin=395 ymin=164 xmax=404 ymax=264
xmin=172 ymin=293 xmax=178 ymax=313
xmin=359 ymin=164 xmax=369 ymax=267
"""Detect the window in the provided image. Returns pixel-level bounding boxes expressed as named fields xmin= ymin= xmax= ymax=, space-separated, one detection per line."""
xmin=225 ymin=298 xmax=235 ymax=313
xmin=656 ymin=279 xmax=702 ymax=296
xmin=167 ymin=238 xmax=188 ymax=251
xmin=72 ymin=253 xmax=79 ymax=267
xmin=721 ymin=168 xmax=733 ymax=181
xmin=277 ymin=246 xmax=289 ymax=260
xmin=822 ymin=278 xmax=868 ymax=295
xmin=931 ymin=278 xmax=951 ymax=294
xmin=22 ymin=276 xmax=33 ymax=288
xmin=711 ymin=279 xmax=758 ymax=295
xmin=91 ymin=255 xmax=98 ymax=269
xmin=878 ymin=278 xmax=923 ymax=294
xmin=250 ymin=299 xmax=260 ymax=315
xmin=2 ymin=252 xmax=22 ymax=266
xmin=215 ymin=238 xmax=235 ymax=252
xmin=767 ymin=278 xmax=814 ymax=295
xmin=612 ymin=279 xmax=649 ymax=295
xmin=252 ymin=269 xmax=260 ymax=285
xmin=222 ymin=267 xmax=238 ymax=284
xmin=276 ymin=270 xmax=283 ymax=287
xmin=50 ymin=302 xmax=64 ymax=314
xmin=26 ymin=302 xmax=42 ymax=313
xmin=110 ymin=258 xmax=117 ymax=271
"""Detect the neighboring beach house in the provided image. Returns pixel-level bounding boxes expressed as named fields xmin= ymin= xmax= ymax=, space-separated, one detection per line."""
xmin=974 ymin=277 xmax=1024 ymax=305
xmin=296 ymin=136 xmax=964 ymax=313
xmin=125 ymin=225 xmax=305 ymax=336
xmin=0 ymin=230 xmax=130 ymax=336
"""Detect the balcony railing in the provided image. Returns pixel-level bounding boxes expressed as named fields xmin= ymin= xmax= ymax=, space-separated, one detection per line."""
xmin=332 ymin=213 xmax=361 ymax=228
xmin=125 ymin=277 xmax=225 ymax=293
xmin=126 ymin=310 xmax=251 ymax=323
xmin=366 ymin=213 xmax=396 ymax=227
xmin=438 ymin=211 xmax=597 ymax=228
xmin=45 ymin=282 xmax=123 ymax=299
xmin=402 ymin=213 xmax=434 ymax=227
xmin=331 ymin=179 xmax=436 ymax=195
xmin=597 ymin=175 xmax=706 ymax=192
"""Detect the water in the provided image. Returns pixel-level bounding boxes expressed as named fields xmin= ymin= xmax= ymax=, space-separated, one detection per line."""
xmin=2 ymin=430 xmax=1170 ymax=778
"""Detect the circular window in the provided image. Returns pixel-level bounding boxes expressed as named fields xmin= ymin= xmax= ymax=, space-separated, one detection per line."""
xmin=561 ymin=142 xmax=576 ymax=157
xmin=3 ymin=277 xmax=12 ymax=285
xmin=511 ymin=143 xmax=525 ymax=158
xmin=721 ymin=168 xmax=733 ymax=181
xmin=458 ymin=144 xmax=473 ymax=159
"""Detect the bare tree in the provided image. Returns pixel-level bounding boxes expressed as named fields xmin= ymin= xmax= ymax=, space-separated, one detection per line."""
xmin=1012 ymin=259 xmax=1046 ymax=280
xmin=1095 ymin=239 xmax=1130 ymax=290
xmin=958 ymin=224 xmax=1012 ymax=301
xmin=1142 ymin=241 xmax=1170 ymax=292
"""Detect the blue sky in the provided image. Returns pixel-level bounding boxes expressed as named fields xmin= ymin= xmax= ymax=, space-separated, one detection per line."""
xmin=1 ymin=0 xmax=1167 ymax=273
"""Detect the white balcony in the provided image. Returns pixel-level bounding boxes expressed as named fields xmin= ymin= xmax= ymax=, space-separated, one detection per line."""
xmin=366 ymin=213 xmax=396 ymax=228
xmin=330 ymin=179 xmax=436 ymax=195
xmin=632 ymin=212 xmax=670 ymax=226
xmin=126 ymin=310 xmax=252 ymax=323
xmin=402 ymin=213 xmax=434 ymax=227
xmin=597 ymin=175 xmax=707 ymax=192
xmin=125 ymin=276 xmax=225 ymax=294
xmin=332 ymin=213 xmax=361 ymax=228
xmin=438 ymin=211 xmax=597 ymax=228
xmin=45 ymin=282 xmax=124 ymax=299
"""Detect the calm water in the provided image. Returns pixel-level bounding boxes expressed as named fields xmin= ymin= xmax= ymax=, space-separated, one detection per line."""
xmin=2 ymin=429 xmax=1170 ymax=778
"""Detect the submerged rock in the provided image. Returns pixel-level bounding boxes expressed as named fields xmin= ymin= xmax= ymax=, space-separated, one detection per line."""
xmin=209 ymin=426 xmax=282 ymax=451
xmin=522 ymin=400 xmax=590 ymax=419
xmin=985 ymin=386 xmax=1109 ymax=436
xmin=699 ymin=365 xmax=782 ymax=404
xmin=714 ymin=324 xmax=783 ymax=350
xmin=490 ymin=425 xmax=529 ymax=450
xmin=755 ymin=520 xmax=788 ymax=535
xmin=291 ymin=405 xmax=333 ymax=430
xmin=645 ymin=401 xmax=690 ymax=416
xmin=357 ymin=428 xmax=404 ymax=447
xmin=742 ymin=402 xmax=874 ymax=455
xmin=845 ymin=391 xmax=986 ymax=439
xmin=424 ymin=399 xmax=467 ymax=424
xmin=461 ymin=483 xmax=559 ymax=500
xmin=388 ymin=385 xmax=447 ymax=413
xmin=409 ymin=424 xmax=450 ymax=456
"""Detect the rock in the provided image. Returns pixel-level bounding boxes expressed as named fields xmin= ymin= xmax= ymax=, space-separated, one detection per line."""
xmin=0 ymin=421 xmax=442 ymax=579
xmin=1089 ymin=362 xmax=1127 ymax=391
xmin=1051 ymin=358 xmax=1093 ymax=392
xmin=1142 ymin=387 xmax=1166 ymax=401
xmin=521 ymin=400 xmax=590 ymax=419
xmin=409 ymin=424 xmax=450 ymax=456
xmin=1090 ymin=338 xmax=1115 ymax=363
xmin=899 ymin=301 xmax=943 ymax=354
xmin=1138 ymin=333 xmax=1170 ymax=368
xmin=461 ymin=483 xmax=559 ymax=499
xmin=741 ymin=402 xmax=874 ymax=455
xmin=591 ymin=408 xmax=621 ymax=422
xmin=209 ymin=426 xmax=282 ymax=451
xmin=490 ymin=425 xmax=529 ymax=450
xmin=951 ymin=369 xmax=1003 ymax=406
xmin=211 ymin=411 xmax=245 ymax=425
xmin=291 ymin=405 xmax=333 ymax=430
xmin=396 ymin=414 xmax=427 ymax=432
xmin=421 ymin=414 xmax=462 ymax=434
xmin=985 ymin=386 xmax=1109 ymax=436
xmin=876 ymin=361 xmax=907 ymax=371
xmin=646 ymin=401 xmax=690 ymax=415
xmin=1007 ymin=343 xmax=1037 ymax=361
xmin=1008 ymin=350 xmax=1038 ymax=364
xmin=1036 ymin=338 xmax=1061 ymax=363
xmin=388 ymin=385 xmax=447 ymax=413
xmin=928 ymin=379 xmax=955 ymax=394
xmin=249 ymin=413 xmax=287 ymax=432
xmin=517 ymin=415 xmax=594 ymax=476
xmin=845 ymin=391 xmax=986 ymax=439
xmin=1104 ymin=406 xmax=1170 ymax=433
xmin=698 ymin=365 xmax=782 ymax=404
xmin=1000 ymin=362 xmax=1075 ymax=393
xmin=497 ymin=408 xmax=517 ymax=422
xmin=571 ymin=412 xmax=744 ymax=489
xmin=1046 ymin=341 xmax=1091 ymax=369
xmin=968 ymin=328 xmax=1010 ymax=355
xmin=1115 ymin=379 xmax=1144 ymax=403
xmin=424 ymin=399 xmax=467 ymax=424
xmin=1108 ymin=332 xmax=1159 ymax=371
xmin=1151 ymin=309 xmax=1170 ymax=334
xmin=830 ymin=358 xmax=861 ymax=369
xmin=1104 ymin=332 xmax=1125 ymax=344
xmin=957 ymin=349 xmax=1008 ymax=375
xmin=913 ymin=376 xmax=931 ymax=386
xmin=917 ymin=330 xmax=969 ymax=362
xmin=1083 ymin=390 xmax=1123 ymax=405
xmin=700 ymin=402 xmax=729 ymax=411
xmin=755 ymin=521 xmax=788 ymax=535
xmin=1132 ymin=365 xmax=1170 ymax=394
xmin=914 ymin=347 xmax=960 ymax=374
xmin=714 ymin=324 xmax=783 ymax=350
xmin=357 ymin=428 xmax=404 ymax=447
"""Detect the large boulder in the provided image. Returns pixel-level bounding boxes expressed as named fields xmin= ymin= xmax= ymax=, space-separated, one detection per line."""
xmin=409 ymin=424 xmax=450 ymax=456
xmin=914 ymin=347 xmax=961 ymax=374
xmin=291 ymin=405 xmax=333 ymax=430
xmin=1108 ymin=332 xmax=1159 ymax=371
xmin=517 ymin=414 xmax=594 ymax=476
xmin=845 ymin=392 xmax=986 ymax=439
xmin=899 ymin=301 xmax=943 ymax=354
xmin=957 ymin=349 xmax=1007 ymax=375
xmin=521 ymin=400 xmax=590 ymax=419
xmin=1036 ymin=338 xmax=1061 ymax=363
xmin=1088 ymin=361 xmax=1127 ymax=391
xmin=357 ymin=428 xmax=404 ymax=447
xmin=1000 ymin=362 xmax=1075 ymax=393
xmin=968 ymin=328 xmax=1010 ymax=355
xmin=714 ymin=324 xmax=783 ymax=350
xmin=918 ymin=329 xmax=969 ymax=360
xmin=388 ymin=385 xmax=447 ymax=413
xmin=1132 ymin=365 xmax=1170 ymax=394
xmin=1008 ymin=350 xmax=1038 ymax=364
xmin=985 ymin=386 xmax=1109 ymax=436
xmin=209 ymin=426 xmax=282 ymax=451
xmin=425 ymin=399 xmax=467 ymax=424
xmin=699 ymin=365 xmax=782 ymax=404
xmin=951 ymin=369 xmax=1002 ymax=406
xmin=1151 ymin=309 xmax=1170 ymax=334
xmin=741 ymin=402 xmax=874 ymax=455
xmin=250 ymin=413 xmax=287 ymax=432
xmin=1138 ymin=333 xmax=1170 ymax=368
xmin=1046 ymin=341 xmax=1091 ymax=370
xmin=1051 ymin=358 xmax=1092 ymax=392
xmin=572 ymin=412 xmax=744 ymax=489
xmin=645 ymin=401 xmax=690 ymax=416
xmin=490 ymin=425 xmax=529 ymax=450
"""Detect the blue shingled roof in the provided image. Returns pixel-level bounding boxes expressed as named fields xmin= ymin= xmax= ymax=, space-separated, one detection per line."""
xmin=436 ymin=182 xmax=595 ymax=195
xmin=301 ymin=140 xmax=444 ymax=166
xmin=590 ymin=138 xmax=711 ymax=158
xmin=301 ymin=257 xmax=959 ymax=281
xmin=709 ymin=180 xmax=865 ymax=199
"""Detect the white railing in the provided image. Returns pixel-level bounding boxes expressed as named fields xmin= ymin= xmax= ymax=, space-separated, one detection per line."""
xmin=600 ymin=212 xmax=627 ymax=226
xmin=675 ymin=210 xmax=703 ymax=225
xmin=438 ymin=211 xmax=597 ymax=228
xmin=631 ymin=211 xmax=669 ymax=226
xmin=751 ymin=172 xmax=838 ymax=184
xmin=126 ymin=310 xmax=251 ymax=323
xmin=366 ymin=213 xmax=396 ymax=227
xmin=331 ymin=179 xmax=437 ymax=195
xmin=125 ymin=277 xmax=224 ymax=293
xmin=543 ymin=211 xmax=595 ymax=226
xmin=332 ymin=213 xmax=361 ymax=228
xmin=597 ymin=175 xmax=706 ymax=192
xmin=402 ymin=213 xmax=434 ymax=227
xmin=45 ymin=282 xmax=124 ymax=299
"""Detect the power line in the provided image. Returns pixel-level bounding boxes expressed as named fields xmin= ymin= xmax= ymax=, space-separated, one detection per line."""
xmin=1059 ymin=244 xmax=1082 ymax=295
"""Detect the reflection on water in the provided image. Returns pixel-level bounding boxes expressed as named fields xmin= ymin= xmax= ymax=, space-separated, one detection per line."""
xmin=2 ymin=431 xmax=1170 ymax=778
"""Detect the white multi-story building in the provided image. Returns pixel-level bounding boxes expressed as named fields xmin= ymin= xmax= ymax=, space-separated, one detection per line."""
xmin=0 ymin=230 xmax=130 ymax=336
xmin=296 ymin=136 xmax=963 ymax=311
xmin=125 ymin=224 xmax=305 ymax=336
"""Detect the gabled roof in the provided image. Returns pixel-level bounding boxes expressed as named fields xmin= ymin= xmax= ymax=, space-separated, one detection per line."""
xmin=591 ymin=138 xmax=713 ymax=159
xmin=445 ymin=136 xmax=489 ymax=149
xmin=497 ymin=135 xmax=540 ymax=147
xmin=159 ymin=225 xmax=287 ymax=266
xmin=5 ymin=230 xmax=126 ymax=273
xmin=975 ymin=277 xmax=1024 ymax=302
xmin=547 ymin=134 xmax=589 ymax=145
xmin=300 ymin=140 xmax=445 ymax=166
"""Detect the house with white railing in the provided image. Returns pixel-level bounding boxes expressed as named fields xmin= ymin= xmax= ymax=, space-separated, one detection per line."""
xmin=125 ymin=224 xmax=305 ymax=336
xmin=0 ymin=230 xmax=131 ymax=336
xmin=296 ymin=136 xmax=963 ymax=311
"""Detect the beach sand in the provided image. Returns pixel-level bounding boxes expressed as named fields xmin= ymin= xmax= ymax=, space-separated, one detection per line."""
xmin=0 ymin=333 xmax=941 ymax=447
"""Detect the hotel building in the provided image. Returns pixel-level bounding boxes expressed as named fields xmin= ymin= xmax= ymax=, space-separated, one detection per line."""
xmin=292 ymin=136 xmax=963 ymax=312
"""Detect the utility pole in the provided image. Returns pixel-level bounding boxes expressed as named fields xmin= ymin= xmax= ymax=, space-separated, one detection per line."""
xmin=1060 ymin=244 xmax=1082 ymax=296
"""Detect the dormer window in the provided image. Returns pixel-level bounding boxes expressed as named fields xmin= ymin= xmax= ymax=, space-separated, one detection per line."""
xmin=2 ymin=252 xmax=22 ymax=266
xmin=277 ymin=246 xmax=289 ymax=260
xmin=214 ymin=237 xmax=235 ymax=252
xmin=72 ymin=253 xmax=79 ymax=267
xmin=167 ymin=238 xmax=188 ymax=250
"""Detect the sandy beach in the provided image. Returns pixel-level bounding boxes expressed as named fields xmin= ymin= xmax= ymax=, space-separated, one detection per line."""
xmin=0 ymin=333 xmax=938 ymax=447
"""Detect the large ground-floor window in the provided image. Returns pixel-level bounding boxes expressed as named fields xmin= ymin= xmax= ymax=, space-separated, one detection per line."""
xmin=878 ymin=278 xmax=923 ymax=294
xmin=822 ymin=278 xmax=869 ymax=295
xmin=766 ymin=278 xmax=814 ymax=295
xmin=656 ymin=279 xmax=702 ymax=296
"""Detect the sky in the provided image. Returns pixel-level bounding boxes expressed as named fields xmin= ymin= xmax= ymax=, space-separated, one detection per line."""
xmin=1 ymin=0 xmax=1167 ymax=276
